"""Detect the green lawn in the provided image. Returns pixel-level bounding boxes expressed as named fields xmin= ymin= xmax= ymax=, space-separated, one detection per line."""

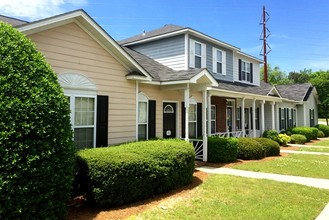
xmin=128 ymin=175 xmax=329 ymax=220
xmin=232 ymin=154 xmax=329 ymax=179
xmin=314 ymin=140 xmax=329 ymax=147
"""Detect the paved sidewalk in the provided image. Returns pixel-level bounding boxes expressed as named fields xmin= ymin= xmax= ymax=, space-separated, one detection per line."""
xmin=281 ymin=149 xmax=329 ymax=156
xmin=288 ymin=144 xmax=329 ymax=148
xmin=196 ymin=166 xmax=329 ymax=189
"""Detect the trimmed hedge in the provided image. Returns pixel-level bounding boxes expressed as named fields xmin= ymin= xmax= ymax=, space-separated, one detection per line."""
xmin=263 ymin=129 xmax=279 ymax=142
xmin=0 ymin=22 xmax=74 ymax=219
xmin=208 ymin=137 xmax=238 ymax=163
xmin=318 ymin=130 xmax=325 ymax=138
xmin=315 ymin=124 xmax=329 ymax=137
xmin=255 ymin=138 xmax=280 ymax=157
xmin=237 ymin=138 xmax=264 ymax=160
xmin=291 ymin=127 xmax=318 ymax=142
xmin=75 ymin=139 xmax=195 ymax=207
xmin=290 ymin=134 xmax=307 ymax=144
xmin=278 ymin=133 xmax=291 ymax=146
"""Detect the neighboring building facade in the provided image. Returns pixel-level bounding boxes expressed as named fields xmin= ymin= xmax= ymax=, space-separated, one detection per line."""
xmin=1 ymin=10 xmax=319 ymax=161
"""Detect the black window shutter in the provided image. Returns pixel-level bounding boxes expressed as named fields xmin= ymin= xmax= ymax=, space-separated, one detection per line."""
xmin=250 ymin=63 xmax=253 ymax=83
xmin=238 ymin=59 xmax=242 ymax=81
xmin=292 ymin=109 xmax=295 ymax=127
xmin=96 ymin=95 xmax=108 ymax=147
xmin=250 ymin=107 xmax=253 ymax=129
xmin=279 ymin=108 xmax=282 ymax=130
xmin=239 ymin=107 xmax=242 ymax=129
xmin=309 ymin=109 xmax=312 ymax=126
xmin=256 ymin=108 xmax=260 ymax=130
xmin=181 ymin=102 xmax=185 ymax=138
xmin=197 ymin=103 xmax=202 ymax=138
xmin=148 ymin=100 xmax=156 ymax=139
xmin=285 ymin=108 xmax=288 ymax=130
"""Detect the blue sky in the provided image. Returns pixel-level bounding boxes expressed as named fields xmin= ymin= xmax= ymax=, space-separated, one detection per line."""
xmin=1 ymin=0 xmax=328 ymax=73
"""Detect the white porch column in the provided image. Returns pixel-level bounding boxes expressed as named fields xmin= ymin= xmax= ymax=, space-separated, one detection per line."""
xmin=202 ymin=90 xmax=208 ymax=162
xmin=252 ymin=99 xmax=256 ymax=137
xmin=303 ymin=104 xmax=307 ymax=126
xmin=184 ymin=85 xmax=190 ymax=141
xmin=260 ymin=100 xmax=265 ymax=135
xmin=241 ymin=98 xmax=245 ymax=136
xmin=135 ymin=81 xmax=139 ymax=141
xmin=207 ymin=93 xmax=212 ymax=136
xmin=271 ymin=101 xmax=275 ymax=130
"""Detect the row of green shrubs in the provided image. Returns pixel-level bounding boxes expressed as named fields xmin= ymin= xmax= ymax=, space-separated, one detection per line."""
xmin=263 ymin=125 xmax=329 ymax=146
xmin=74 ymin=139 xmax=195 ymax=207
xmin=208 ymin=136 xmax=280 ymax=163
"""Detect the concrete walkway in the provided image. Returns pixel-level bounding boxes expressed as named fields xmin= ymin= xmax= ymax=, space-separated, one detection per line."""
xmin=288 ymin=144 xmax=329 ymax=148
xmin=281 ymin=149 xmax=329 ymax=156
xmin=196 ymin=166 xmax=329 ymax=189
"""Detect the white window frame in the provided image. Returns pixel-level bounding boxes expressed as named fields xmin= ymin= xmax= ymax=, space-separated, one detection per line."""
xmin=211 ymin=105 xmax=216 ymax=134
xmin=138 ymin=93 xmax=149 ymax=140
xmin=189 ymin=39 xmax=206 ymax=68
xmin=241 ymin=60 xmax=251 ymax=82
xmin=212 ymin=48 xmax=226 ymax=75
xmin=65 ymin=93 xmax=97 ymax=149
xmin=188 ymin=97 xmax=197 ymax=138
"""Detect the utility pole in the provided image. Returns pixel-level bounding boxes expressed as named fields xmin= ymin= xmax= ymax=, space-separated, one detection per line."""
xmin=260 ymin=5 xmax=271 ymax=83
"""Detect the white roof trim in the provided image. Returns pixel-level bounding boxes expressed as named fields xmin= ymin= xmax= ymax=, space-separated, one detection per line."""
xmin=17 ymin=10 xmax=152 ymax=80
xmin=268 ymin=87 xmax=282 ymax=98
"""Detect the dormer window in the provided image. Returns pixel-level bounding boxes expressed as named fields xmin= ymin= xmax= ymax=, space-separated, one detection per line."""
xmin=190 ymin=39 xmax=206 ymax=68
xmin=238 ymin=59 xmax=253 ymax=83
xmin=212 ymin=48 xmax=226 ymax=75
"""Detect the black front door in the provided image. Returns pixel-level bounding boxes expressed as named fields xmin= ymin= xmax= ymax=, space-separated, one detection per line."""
xmin=163 ymin=103 xmax=176 ymax=138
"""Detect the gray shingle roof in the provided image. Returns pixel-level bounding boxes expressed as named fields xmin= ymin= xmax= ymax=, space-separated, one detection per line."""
xmin=123 ymin=47 xmax=201 ymax=81
xmin=276 ymin=83 xmax=312 ymax=101
xmin=119 ymin=24 xmax=185 ymax=45
xmin=0 ymin=15 xmax=28 ymax=26
xmin=216 ymin=80 xmax=275 ymax=96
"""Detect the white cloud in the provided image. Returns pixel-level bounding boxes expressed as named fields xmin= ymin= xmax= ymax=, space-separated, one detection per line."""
xmin=0 ymin=0 xmax=88 ymax=21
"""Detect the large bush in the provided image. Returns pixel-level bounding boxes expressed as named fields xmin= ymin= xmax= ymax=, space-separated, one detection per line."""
xmin=315 ymin=124 xmax=329 ymax=137
xmin=75 ymin=139 xmax=195 ymax=206
xmin=208 ymin=137 xmax=238 ymax=163
xmin=318 ymin=130 xmax=325 ymax=138
xmin=237 ymin=138 xmax=264 ymax=160
xmin=291 ymin=127 xmax=317 ymax=142
xmin=263 ymin=129 xmax=279 ymax=142
xmin=290 ymin=134 xmax=307 ymax=144
xmin=254 ymin=138 xmax=280 ymax=157
xmin=0 ymin=22 xmax=74 ymax=219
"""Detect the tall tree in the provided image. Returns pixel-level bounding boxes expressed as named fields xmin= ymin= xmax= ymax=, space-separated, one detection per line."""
xmin=309 ymin=70 xmax=329 ymax=124
xmin=260 ymin=64 xmax=292 ymax=85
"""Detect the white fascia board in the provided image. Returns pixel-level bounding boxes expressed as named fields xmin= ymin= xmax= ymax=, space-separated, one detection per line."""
xmin=268 ymin=87 xmax=282 ymax=98
xmin=190 ymin=69 xmax=218 ymax=87
xmin=237 ymin=51 xmax=263 ymax=63
xmin=122 ymin=28 xmax=240 ymax=52
xmin=210 ymin=88 xmax=283 ymax=102
xmin=18 ymin=10 xmax=152 ymax=81
xmin=121 ymin=29 xmax=188 ymax=46
xmin=126 ymin=75 xmax=152 ymax=81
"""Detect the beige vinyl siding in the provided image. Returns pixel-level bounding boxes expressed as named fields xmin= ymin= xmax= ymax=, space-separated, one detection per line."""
xmin=28 ymin=22 xmax=136 ymax=145
xmin=139 ymin=84 xmax=203 ymax=138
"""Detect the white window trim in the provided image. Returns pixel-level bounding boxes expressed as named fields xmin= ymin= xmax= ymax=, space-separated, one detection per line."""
xmin=188 ymin=97 xmax=197 ymax=138
xmin=240 ymin=60 xmax=251 ymax=82
xmin=189 ymin=39 xmax=206 ymax=68
xmin=138 ymin=93 xmax=149 ymax=140
xmin=65 ymin=93 xmax=97 ymax=148
xmin=212 ymin=48 xmax=226 ymax=75
xmin=211 ymin=105 xmax=216 ymax=134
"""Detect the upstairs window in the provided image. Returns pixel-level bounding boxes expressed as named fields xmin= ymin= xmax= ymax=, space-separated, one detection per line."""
xmin=238 ymin=59 xmax=253 ymax=83
xmin=212 ymin=48 xmax=226 ymax=75
xmin=190 ymin=39 xmax=206 ymax=68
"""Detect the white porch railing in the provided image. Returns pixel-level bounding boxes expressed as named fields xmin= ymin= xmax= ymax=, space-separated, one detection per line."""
xmin=212 ymin=130 xmax=244 ymax=138
xmin=188 ymin=139 xmax=204 ymax=161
